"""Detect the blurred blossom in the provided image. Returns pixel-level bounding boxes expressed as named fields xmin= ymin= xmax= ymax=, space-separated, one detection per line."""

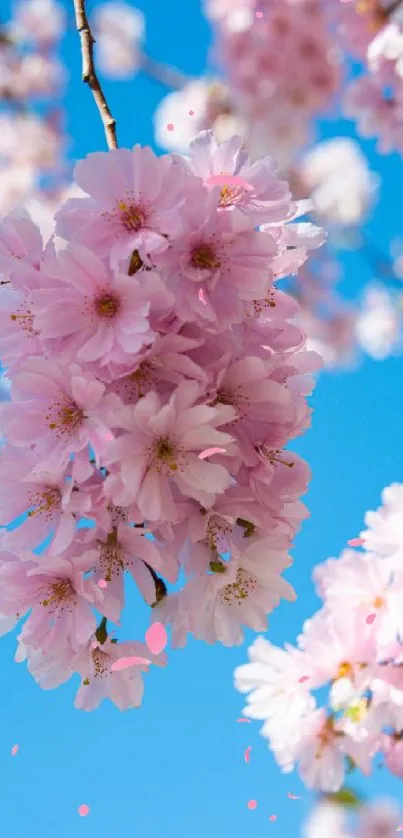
xmin=356 ymin=800 xmax=401 ymax=838
xmin=304 ymin=310 xmax=358 ymax=369
xmin=154 ymin=79 xmax=239 ymax=152
xmin=303 ymin=801 xmax=351 ymax=838
xmin=203 ymin=0 xmax=255 ymax=32
xmin=355 ymin=283 xmax=403 ymax=359
xmin=296 ymin=138 xmax=379 ymax=226
xmin=12 ymin=54 xmax=65 ymax=98
xmin=93 ymin=3 xmax=145 ymax=79
xmin=11 ymin=0 xmax=65 ymax=45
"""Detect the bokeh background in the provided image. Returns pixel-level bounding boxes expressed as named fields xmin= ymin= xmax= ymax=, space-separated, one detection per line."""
xmin=1 ymin=0 xmax=403 ymax=835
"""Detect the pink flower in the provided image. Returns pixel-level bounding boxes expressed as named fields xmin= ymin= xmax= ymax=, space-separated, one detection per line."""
xmin=72 ymin=636 xmax=166 ymax=711
xmin=183 ymin=536 xmax=295 ymax=646
xmin=0 ymin=357 xmax=121 ymax=473
xmin=32 ymin=245 xmax=170 ymax=368
xmin=0 ymin=284 xmax=42 ymax=372
xmin=0 ymin=448 xmax=90 ymax=553
xmin=108 ymin=333 xmax=207 ymax=403
xmin=0 ymin=209 xmax=47 ymax=286
xmin=55 ymin=147 xmax=188 ymax=266
xmin=186 ymin=130 xmax=295 ymax=221
xmin=86 ymin=523 xmax=177 ymax=621
xmin=156 ymin=200 xmax=279 ymax=329
xmin=105 ymin=380 xmax=236 ymax=521
xmin=0 ymin=548 xmax=102 ymax=653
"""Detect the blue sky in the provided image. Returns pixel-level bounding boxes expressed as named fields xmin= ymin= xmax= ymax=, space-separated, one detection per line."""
xmin=2 ymin=1 xmax=403 ymax=836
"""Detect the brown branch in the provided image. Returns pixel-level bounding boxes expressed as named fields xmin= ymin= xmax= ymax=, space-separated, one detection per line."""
xmin=386 ymin=0 xmax=403 ymax=18
xmin=72 ymin=0 xmax=118 ymax=150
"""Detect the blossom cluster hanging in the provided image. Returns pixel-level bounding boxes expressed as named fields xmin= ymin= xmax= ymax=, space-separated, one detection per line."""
xmin=235 ymin=482 xmax=403 ymax=791
xmin=0 ymin=129 xmax=322 ymax=710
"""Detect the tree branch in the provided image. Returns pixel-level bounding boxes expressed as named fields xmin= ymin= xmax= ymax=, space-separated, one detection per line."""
xmin=72 ymin=0 xmax=118 ymax=150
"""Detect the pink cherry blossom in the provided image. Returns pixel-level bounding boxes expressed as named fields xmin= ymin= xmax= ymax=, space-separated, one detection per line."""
xmin=55 ymin=147 xmax=188 ymax=266
xmin=104 ymin=380 xmax=236 ymax=521
xmin=0 ymin=357 xmax=121 ymax=473
xmin=31 ymin=244 xmax=166 ymax=368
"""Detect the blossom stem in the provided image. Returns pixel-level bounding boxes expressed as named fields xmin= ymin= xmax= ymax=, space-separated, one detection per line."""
xmin=95 ymin=616 xmax=108 ymax=644
xmin=143 ymin=562 xmax=167 ymax=606
xmin=72 ymin=0 xmax=118 ymax=149
xmin=138 ymin=52 xmax=190 ymax=90
xmin=386 ymin=0 xmax=403 ymax=17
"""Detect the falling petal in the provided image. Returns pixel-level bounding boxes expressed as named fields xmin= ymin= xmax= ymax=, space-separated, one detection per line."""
xmin=347 ymin=538 xmax=365 ymax=547
xmin=111 ymin=656 xmax=151 ymax=672
xmin=287 ymin=793 xmax=301 ymax=800
xmin=247 ymin=800 xmax=257 ymax=810
xmin=11 ymin=744 xmax=18 ymax=756
xmin=78 ymin=805 xmax=90 ymax=817
xmin=199 ymin=447 xmax=226 ymax=460
xmin=269 ymin=815 xmax=277 ymax=822
xmin=145 ymin=622 xmax=168 ymax=655
xmin=98 ymin=579 xmax=108 ymax=589
xmin=244 ymin=746 xmax=252 ymax=763
xmin=299 ymin=676 xmax=310 ymax=683
xmin=236 ymin=718 xmax=251 ymax=723
xmin=366 ymin=613 xmax=377 ymax=625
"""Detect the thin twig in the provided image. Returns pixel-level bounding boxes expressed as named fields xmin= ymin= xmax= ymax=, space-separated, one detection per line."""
xmin=72 ymin=0 xmax=118 ymax=149
xmin=138 ymin=52 xmax=190 ymax=90
xmin=386 ymin=0 xmax=403 ymax=18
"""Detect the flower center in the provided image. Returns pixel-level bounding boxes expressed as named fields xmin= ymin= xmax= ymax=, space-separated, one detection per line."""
xmin=345 ymin=698 xmax=368 ymax=723
xmin=10 ymin=306 xmax=35 ymax=334
xmin=99 ymin=541 xmax=125 ymax=583
xmin=91 ymin=646 xmax=110 ymax=677
xmin=219 ymin=184 xmax=247 ymax=208
xmin=155 ymin=437 xmax=178 ymax=471
xmin=118 ymin=201 xmax=145 ymax=232
xmin=95 ymin=292 xmax=120 ymax=319
xmin=220 ymin=568 xmax=258 ymax=606
xmin=41 ymin=578 xmax=75 ymax=608
xmin=338 ymin=661 xmax=353 ymax=679
xmin=191 ymin=243 xmax=221 ymax=270
xmin=27 ymin=487 xmax=62 ymax=520
xmin=46 ymin=398 xmax=85 ymax=438
xmin=373 ymin=595 xmax=385 ymax=609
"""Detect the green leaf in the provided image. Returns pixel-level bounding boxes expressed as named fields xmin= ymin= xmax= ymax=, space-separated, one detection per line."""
xmin=209 ymin=560 xmax=227 ymax=573
xmin=324 ymin=787 xmax=362 ymax=808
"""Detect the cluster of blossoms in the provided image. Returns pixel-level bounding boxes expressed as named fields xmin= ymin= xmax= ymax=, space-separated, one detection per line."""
xmin=3 ymin=0 xmax=401 ymax=375
xmin=235 ymin=482 xmax=403 ymax=791
xmin=153 ymin=0 xmax=403 ymax=369
xmin=0 ymin=0 xmax=78 ymax=254
xmin=303 ymin=798 xmax=403 ymax=838
xmin=337 ymin=0 xmax=403 ymax=154
xmin=206 ymin=0 xmax=341 ymax=167
xmin=0 ymin=129 xmax=323 ymax=709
